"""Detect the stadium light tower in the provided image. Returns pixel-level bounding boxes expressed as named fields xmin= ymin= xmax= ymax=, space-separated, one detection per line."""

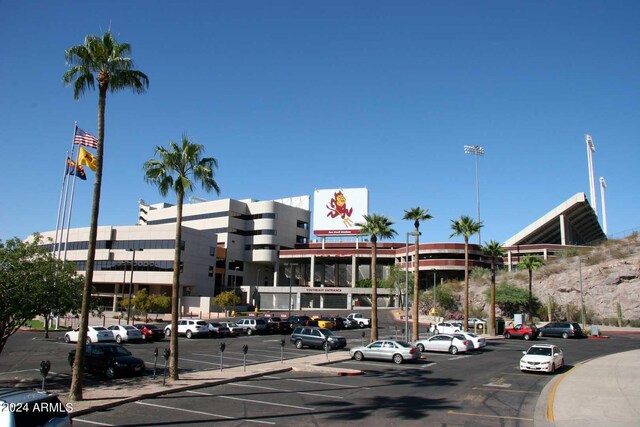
xmin=600 ymin=177 xmax=608 ymax=236
xmin=464 ymin=145 xmax=485 ymax=245
xmin=585 ymin=135 xmax=597 ymax=215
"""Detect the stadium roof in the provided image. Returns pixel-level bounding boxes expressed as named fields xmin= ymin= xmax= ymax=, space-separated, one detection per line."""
xmin=503 ymin=193 xmax=606 ymax=247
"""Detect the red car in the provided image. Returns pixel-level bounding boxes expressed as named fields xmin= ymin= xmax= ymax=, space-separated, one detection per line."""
xmin=504 ymin=323 xmax=539 ymax=340
xmin=134 ymin=323 xmax=165 ymax=341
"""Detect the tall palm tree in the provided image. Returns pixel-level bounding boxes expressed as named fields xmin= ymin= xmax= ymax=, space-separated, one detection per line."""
xmin=63 ymin=31 xmax=148 ymax=401
xmin=482 ymin=240 xmax=505 ymax=336
xmin=518 ymin=255 xmax=545 ymax=320
xmin=449 ymin=215 xmax=483 ymax=332
xmin=355 ymin=214 xmax=397 ymax=342
xmin=144 ymin=136 xmax=220 ymax=380
xmin=402 ymin=207 xmax=432 ymax=341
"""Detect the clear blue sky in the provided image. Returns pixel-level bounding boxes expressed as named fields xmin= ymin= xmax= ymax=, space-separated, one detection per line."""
xmin=1 ymin=1 xmax=638 ymax=244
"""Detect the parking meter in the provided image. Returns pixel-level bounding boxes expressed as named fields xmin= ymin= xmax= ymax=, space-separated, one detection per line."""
xmin=280 ymin=339 xmax=285 ymax=363
xmin=242 ymin=345 xmax=248 ymax=372
xmin=39 ymin=360 xmax=51 ymax=392
xmin=361 ymin=331 xmax=366 ymax=346
xmin=162 ymin=348 xmax=170 ymax=385
xmin=153 ymin=348 xmax=159 ymax=378
xmin=219 ymin=342 xmax=226 ymax=371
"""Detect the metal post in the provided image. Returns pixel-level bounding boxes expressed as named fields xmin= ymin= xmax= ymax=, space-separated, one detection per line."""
xmin=464 ymin=145 xmax=484 ymax=245
xmin=578 ymin=257 xmax=586 ymax=329
xmin=153 ymin=348 xmax=158 ymax=378
xmin=233 ymin=266 xmax=239 ymax=313
xmin=404 ymin=233 xmax=409 ymax=341
xmin=433 ymin=270 xmax=436 ymax=311
xmin=127 ymin=248 xmax=143 ymax=325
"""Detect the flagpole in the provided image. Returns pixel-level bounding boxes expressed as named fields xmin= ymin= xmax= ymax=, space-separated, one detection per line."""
xmin=63 ymin=159 xmax=80 ymax=262
xmin=54 ymin=123 xmax=78 ymax=259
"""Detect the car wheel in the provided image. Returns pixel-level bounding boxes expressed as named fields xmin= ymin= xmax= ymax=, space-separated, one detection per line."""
xmin=560 ymin=358 xmax=564 ymax=368
xmin=186 ymin=330 xmax=193 ymax=339
xmin=393 ymin=354 xmax=404 ymax=364
xmin=295 ymin=339 xmax=303 ymax=349
xmin=165 ymin=329 xmax=171 ymax=337
xmin=504 ymin=333 xmax=511 ymax=339
xmin=116 ymin=335 xmax=122 ymax=344
xmin=562 ymin=332 xmax=569 ymax=339
xmin=449 ymin=346 xmax=459 ymax=355
xmin=433 ymin=329 xmax=439 ymax=334
xmin=523 ymin=334 xmax=531 ymax=340
xmin=417 ymin=343 xmax=425 ymax=352
xmin=141 ymin=334 xmax=146 ymax=340
xmin=550 ymin=363 xmax=556 ymax=374
xmin=247 ymin=328 xmax=254 ymax=336
xmin=538 ymin=330 xmax=544 ymax=337
xmin=359 ymin=322 xmax=365 ymax=328
xmin=105 ymin=366 xmax=116 ymax=380
xmin=86 ymin=337 xmax=92 ymax=344
xmin=64 ymin=334 xmax=71 ymax=344
xmin=354 ymin=351 xmax=364 ymax=361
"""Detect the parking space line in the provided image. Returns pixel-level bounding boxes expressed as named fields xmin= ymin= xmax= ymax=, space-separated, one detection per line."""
xmin=447 ymin=410 xmax=533 ymax=421
xmin=136 ymin=401 xmax=274 ymax=425
xmin=472 ymin=387 xmax=538 ymax=394
xmin=187 ymin=390 xmax=315 ymax=410
xmin=72 ymin=419 xmax=115 ymax=426
xmin=178 ymin=357 xmax=220 ymax=365
xmin=264 ymin=376 xmax=370 ymax=389
xmin=231 ymin=382 xmax=345 ymax=399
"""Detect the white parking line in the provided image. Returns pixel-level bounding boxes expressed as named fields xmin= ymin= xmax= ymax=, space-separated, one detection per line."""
xmin=230 ymin=382 xmax=345 ymax=399
xmin=187 ymin=390 xmax=315 ymax=410
xmin=264 ymin=376 xmax=370 ymax=389
xmin=72 ymin=419 xmax=115 ymax=426
xmin=136 ymin=401 xmax=274 ymax=425
xmin=178 ymin=357 xmax=220 ymax=366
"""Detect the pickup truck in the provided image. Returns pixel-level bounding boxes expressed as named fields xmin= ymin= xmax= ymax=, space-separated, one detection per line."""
xmin=346 ymin=313 xmax=371 ymax=328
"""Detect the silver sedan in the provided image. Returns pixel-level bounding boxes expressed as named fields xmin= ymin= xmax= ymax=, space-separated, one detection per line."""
xmin=415 ymin=333 xmax=474 ymax=355
xmin=349 ymin=340 xmax=421 ymax=364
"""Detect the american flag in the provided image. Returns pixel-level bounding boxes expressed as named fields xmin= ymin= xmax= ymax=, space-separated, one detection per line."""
xmin=74 ymin=127 xmax=98 ymax=149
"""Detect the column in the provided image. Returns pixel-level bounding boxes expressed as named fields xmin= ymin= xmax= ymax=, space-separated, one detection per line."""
xmin=309 ymin=255 xmax=315 ymax=287
xmin=559 ymin=214 xmax=566 ymax=245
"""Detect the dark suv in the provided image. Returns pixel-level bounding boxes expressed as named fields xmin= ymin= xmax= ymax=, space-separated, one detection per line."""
xmin=290 ymin=326 xmax=347 ymax=350
xmin=538 ymin=322 xmax=583 ymax=339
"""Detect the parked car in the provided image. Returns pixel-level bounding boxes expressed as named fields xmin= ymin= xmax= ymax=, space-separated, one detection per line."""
xmin=265 ymin=317 xmax=291 ymax=334
xmin=64 ymin=325 xmax=114 ymax=343
xmin=504 ymin=323 xmax=539 ymax=340
xmin=219 ymin=321 xmax=242 ymax=335
xmin=414 ymin=333 xmax=474 ymax=355
xmin=429 ymin=322 xmax=462 ymax=334
xmin=134 ymin=323 xmax=165 ymax=341
xmin=164 ymin=318 xmax=209 ymax=338
xmin=349 ymin=340 xmax=421 ymax=364
xmin=290 ymin=326 xmax=347 ymax=350
xmin=314 ymin=318 xmax=335 ymax=329
xmin=322 ymin=316 xmax=347 ymax=330
xmin=108 ymin=324 xmax=143 ymax=343
xmin=538 ymin=322 xmax=583 ymax=339
xmin=68 ymin=343 xmax=145 ymax=379
xmin=457 ymin=332 xmax=486 ymax=350
xmin=0 ymin=388 xmax=72 ymax=427
xmin=346 ymin=313 xmax=370 ymax=328
xmin=207 ymin=322 xmax=232 ymax=338
xmin=520 ymin=344 xmax=564 ymax=373
xmin=235 ymin=318 xmax=269 ymax=335
xmin=467 ymin=317 xmax=487 ymax=331
xmin=288 ymin=315 xmax=318 ymax=328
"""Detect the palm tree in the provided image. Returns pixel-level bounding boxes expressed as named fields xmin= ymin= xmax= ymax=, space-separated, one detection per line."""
xmin=144 ymin=136 xmax=220 ymax=380
xmin=63 ymin=31 xmax=148 ymax=401
xmin=518 ymin=255 xmax=545 ymax=320
xmin=355 ymin=214 xmax=397 ymax=342
xmin=449 ymin=215 xmax=483 ymax=332
xmin=402 ymin=207 xmax=432 ymax=341
xmin=482 ymin=240 xmax=505 ymax=336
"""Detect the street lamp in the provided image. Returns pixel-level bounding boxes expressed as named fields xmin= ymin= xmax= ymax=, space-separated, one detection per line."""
xmin=405 ymin=231 xmax=419 ymax=341
xmin=464 ymin=145 xmax=485 ymax=245
xmin=232 ymin=266 xmax=239 ymax=313
xmin=578 ymin=257 xmax=586 ymax=330
xmin=126 ymin=248 xmax=143 ymax=325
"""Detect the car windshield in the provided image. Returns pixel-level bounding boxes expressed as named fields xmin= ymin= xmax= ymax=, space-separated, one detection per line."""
xmin=146 ymin=324 xmax=160 ymax=330
xmin=319 ymin=328 xmax=334 ymax=336
xmin=226 ymin=322 xmax=238 ymax=327
xmin=527 ymin=347 xmax=552 ymax=356
xmin=394 ymin=341 xmax=412 ymax=348
xmin=102 ymin=346 xmax=132 ymax=357
xmin=124 ymin=326 xmax=137 ymax=331
xmin=93 ymin=327 xmax=107 ymax=331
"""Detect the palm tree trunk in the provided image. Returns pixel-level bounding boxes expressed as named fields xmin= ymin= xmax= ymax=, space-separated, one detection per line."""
xmin=463 ymin=237 xmax=469 ymax=333
xmin=490 ymin=258 xmax=496 ymax=336
xmin=169 ymin=192 xmax=183 ymax=380
xmin=528 ymin=269 xmax=533 ymax=320
xmin=69 ymin=87 xmax=107 ymax=401
xmin=412 ymin=226 xmax=420 ymax=342
xmin=370 ymin=236 xmax=378 ymax=342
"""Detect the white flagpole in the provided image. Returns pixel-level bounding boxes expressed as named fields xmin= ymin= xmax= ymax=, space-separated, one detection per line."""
xmin=54 ymin=123 xmax=78 ymax=259
xmin=63 ymin=160 xmax=80 ymax=262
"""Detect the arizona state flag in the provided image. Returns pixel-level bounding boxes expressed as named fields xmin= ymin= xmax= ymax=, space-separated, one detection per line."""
xmin=77 ymin=147 xmax=97 ymax=171
xmin=66 ymin=158 xmax=87 ymax=180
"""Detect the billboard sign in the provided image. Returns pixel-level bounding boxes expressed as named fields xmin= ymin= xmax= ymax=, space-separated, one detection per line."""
xmin=313 ymin=188 xmax=368 ymax=236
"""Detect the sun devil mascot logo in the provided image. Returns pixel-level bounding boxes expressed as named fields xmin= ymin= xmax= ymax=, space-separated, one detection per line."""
xmin=326 ymin=191 xmax=354 ymax=227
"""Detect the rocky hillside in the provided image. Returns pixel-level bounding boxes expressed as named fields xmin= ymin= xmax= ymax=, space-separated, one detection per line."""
xmin=469 ymin=233 xmax=640 ymax=323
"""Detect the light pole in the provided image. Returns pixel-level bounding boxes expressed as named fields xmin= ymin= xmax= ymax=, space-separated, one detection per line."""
xmin=464 ymin=145 xmax=485 ymax=245
xmin=578 ymin=257 xmax=586 ymax=329
xmin=232 ymin=266 xmax=239 ymax=314
xmin=405 ymin=231 xmax=419 ymax=341
xmin=433 ymin=269 xmax=436 ymax=312
xmin=126 ymin=248 xmax=143 ymax=325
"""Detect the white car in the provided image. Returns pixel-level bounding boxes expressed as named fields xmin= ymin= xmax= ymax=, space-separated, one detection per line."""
xmin=219 ymin=321 xmax=243 ymax=335
xmin=63 ymin=326 xmax=114 ymax=343
xmin=415 ymin=333 xmax=474 ymax=355
xmin=457 ymin=332 xmax=486 ymax=350
xmin=520 ymin=344 xmax=564 ymax=374
xmin=430 ymin=322 xmax=461 ymax=334
xmin=108 ymin=325 xmax=143 ymax=343
xmin=164 ymin=318 xmax=209 ymax=338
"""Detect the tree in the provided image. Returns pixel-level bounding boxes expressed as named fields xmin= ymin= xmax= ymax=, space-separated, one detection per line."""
xmin=489 ymin=282 xmax=540 ymax=318
xmin=449 ymin=215 xmax=482 ymax=332
xmin=402 ymin=207 xmax=432 ymax=341
xmin=148 ymin=294 xmax=171 ymax=319
xmin=63 ymin=30 xmax=148 ymax=401
xmin=482 ymin=240 xmax=505 ymax=336
xmin=518 ymin=255 xmax=545 ymax=319
xmin=213 ymin=291 xmax=241 ymax=315
xmin=380 ymin=265 xmax=413 ymax=308
xmin=0 ymin=235 xmax=83 ymax=356
xmin=355 ymin=214 xmax=397 ymax=342
xmin=144 ymin=135 xmax=220 ymax=380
